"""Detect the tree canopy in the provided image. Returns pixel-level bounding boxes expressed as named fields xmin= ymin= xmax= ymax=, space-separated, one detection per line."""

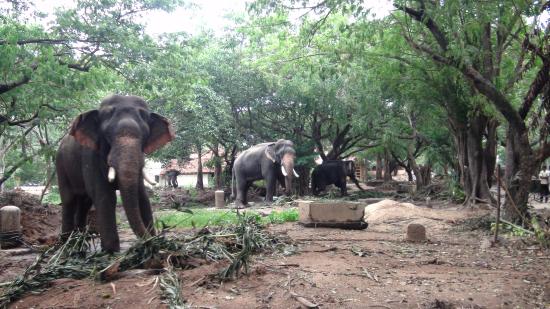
xmin=1 ymin=0 xmax=548 ymax=221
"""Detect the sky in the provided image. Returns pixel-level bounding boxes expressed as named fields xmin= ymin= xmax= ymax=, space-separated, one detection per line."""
xmin=33 ymin=0 xmax=394 ymax=36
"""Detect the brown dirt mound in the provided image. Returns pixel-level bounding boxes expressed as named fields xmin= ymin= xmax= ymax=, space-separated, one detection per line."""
xmin=0 ymin=189 xmax=60 ymax=246
xmin=156 ymin=188 xmax=224 ymax=209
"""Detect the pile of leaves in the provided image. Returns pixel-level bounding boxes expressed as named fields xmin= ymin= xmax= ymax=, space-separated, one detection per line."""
xmin=0 ymin=213 xmax=292 ymax=308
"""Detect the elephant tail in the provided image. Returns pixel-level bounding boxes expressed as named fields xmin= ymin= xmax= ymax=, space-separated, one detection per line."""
xmin=231 ymin=169 xmax=236 ymax=200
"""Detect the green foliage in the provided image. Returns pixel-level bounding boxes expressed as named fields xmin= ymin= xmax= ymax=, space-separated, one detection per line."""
xmin=43 ymin=187 xmax=61 ymax=205
xmin=155 ymin=208 xmax=298 ymax=228
xmin=266 ymin=208 xmax=299 ymax=224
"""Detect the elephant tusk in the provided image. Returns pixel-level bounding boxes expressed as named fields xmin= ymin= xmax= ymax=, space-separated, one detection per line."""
xmin=293 ymin=168 xmax=299 ymax=178
xmin=108 ymin=166 xmax=116 ymax=183
xmin=143 ymin=169 xmax=157 ymax=186
xmin=281 ymin=165 xmax=288 ymax=176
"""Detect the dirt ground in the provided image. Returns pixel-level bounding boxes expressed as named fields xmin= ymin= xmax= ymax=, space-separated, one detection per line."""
xmin=0 ymin=190 xmax=60 ymax=246
xmin=2 ymin=195 xmax=550 ymax=309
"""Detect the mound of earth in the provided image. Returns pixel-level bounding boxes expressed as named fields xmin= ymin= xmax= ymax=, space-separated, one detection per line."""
xmin=0 ymin=189 xmax=60 ymax=245
xmin=156 ymin=188 xmax=217 ymax=208
xmin=363 ymin=199 xmax=482 ymax=226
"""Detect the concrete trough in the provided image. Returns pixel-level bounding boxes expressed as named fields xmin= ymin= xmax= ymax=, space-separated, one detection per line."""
xmin=298 ymin=200 xmax=368 ymax=230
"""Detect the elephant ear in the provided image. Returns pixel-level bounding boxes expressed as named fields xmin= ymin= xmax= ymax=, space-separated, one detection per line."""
xmin=265 ymin=143 xmax=277 ymax=163
xmin=69 ymin=110 xmax=100 ymax=151
xmin=144 ymin=113 xmax=175 ymax=155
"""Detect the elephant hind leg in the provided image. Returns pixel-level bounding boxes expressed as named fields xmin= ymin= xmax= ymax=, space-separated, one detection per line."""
xmin=61 ymin=195 xmax=78 ymax=239
xmin=235 ymin=178 xmax=250 ymax=207
xmin=59 ymin=178 xmax=78 ymax=239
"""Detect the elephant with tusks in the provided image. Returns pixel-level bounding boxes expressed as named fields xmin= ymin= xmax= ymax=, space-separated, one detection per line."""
xmin=232 ymin=139 xmax=299 ymax=207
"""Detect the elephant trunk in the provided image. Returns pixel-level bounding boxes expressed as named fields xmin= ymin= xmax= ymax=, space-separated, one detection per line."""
xmin=110 ymin=135 xmax=150 ymax=239
xmin=281 ymin=154 xmax=298 ymax=196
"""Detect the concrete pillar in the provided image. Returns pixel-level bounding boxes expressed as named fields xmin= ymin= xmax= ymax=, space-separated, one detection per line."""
xmin=0 ymin=205 xmax=22 ymax=248
xmin=215 ymin=190 xmax=225 ymax=208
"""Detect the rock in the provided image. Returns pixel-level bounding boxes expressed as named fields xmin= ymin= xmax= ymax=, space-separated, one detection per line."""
xmin=358 ymin=198 xmax=384 ymax=204
xmin=480 ymin=237 xmax=493 ymax=250
xmin=406 ymin=223 xmax=427 ymax=242
xmin=298 ymin=200 xmax=368 ymax=230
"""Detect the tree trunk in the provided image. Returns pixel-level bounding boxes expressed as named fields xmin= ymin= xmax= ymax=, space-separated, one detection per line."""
xmin=214 ymin=157 xmax=222 ymax=189
xmin=465 ymin=115 xmax=493 ymax=204
xmin=222 ymin=145 xmax=238 ymax=189
xmin=449 ymin=114 xmax=496 ymax=205
xmin=375 ymin=154 xmax=383 ymax=180
xmin=383 ymin=151 xmax=392 ymax=182
xmin=295 ymin=165 xmax=310 ymax=196
xmin=196 ymin=143 xmax=204 ymax=191
xmin=485 ymin=119 xmax=498 ymax=187
xmin=406 ymin=168 xmax=413 ymax=181
xmin=503 ymin=127 xmax=537 ymax=223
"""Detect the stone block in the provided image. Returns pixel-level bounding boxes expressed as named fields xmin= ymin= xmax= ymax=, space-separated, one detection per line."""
xmin=0 ymin=205 xmax=22 ymax=248
xmin=406 ymin=223 xmax=427 ymax=242
xmin=215 ymin=190 xmax=225 ymax=208
xmin=298 ymin=200 xmax=368 ymax=230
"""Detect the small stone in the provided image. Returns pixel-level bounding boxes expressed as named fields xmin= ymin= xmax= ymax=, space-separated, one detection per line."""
xmin=406 ymin=223 xmax=427 ymax=242
xmin=480 ymin=237 xmax=492 ymax=250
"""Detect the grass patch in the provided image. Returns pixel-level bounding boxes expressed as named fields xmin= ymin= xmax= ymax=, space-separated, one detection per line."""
xmin=155 ymin=208 xmax=299 ymax=229
xmin=42 ymin=192 xmax=61 ymax=205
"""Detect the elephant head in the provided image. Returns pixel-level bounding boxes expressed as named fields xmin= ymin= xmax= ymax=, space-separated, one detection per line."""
xmin=344 ymin=160 xmax=356 ymax=177
xmin=265 ymin=139 xmax=299 ymax=195
xmin=69 ymin=95 xmax=174 ymax=238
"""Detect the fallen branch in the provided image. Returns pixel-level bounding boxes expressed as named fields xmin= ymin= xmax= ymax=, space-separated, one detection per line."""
xmin=290 ymin=291 xmax=319 ymax=308
xmin=499 ymin=219 xmax=535 ymax=235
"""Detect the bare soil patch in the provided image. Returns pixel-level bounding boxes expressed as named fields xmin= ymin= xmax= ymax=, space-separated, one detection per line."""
xmin=3 ymin=199 xmax=550 ymax=308
xmin=0 ymin=190 xmax=60 ymax=246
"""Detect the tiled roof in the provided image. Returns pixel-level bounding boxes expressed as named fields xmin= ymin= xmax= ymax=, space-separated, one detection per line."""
xmin=160 ymin=152 xmax=218 ymax=175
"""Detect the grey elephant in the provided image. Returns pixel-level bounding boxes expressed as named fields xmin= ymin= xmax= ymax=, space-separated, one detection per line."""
xmin=56 ymin=95 xmax=174 ymax=252
xmin=232 ymin=139 xmax=299 ymax=207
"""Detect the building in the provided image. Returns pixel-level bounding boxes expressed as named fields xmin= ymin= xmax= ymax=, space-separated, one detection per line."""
xmin=144 ymin=152 xmax=216 ymax=188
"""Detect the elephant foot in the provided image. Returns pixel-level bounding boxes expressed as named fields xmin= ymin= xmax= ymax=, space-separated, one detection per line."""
xmin=234 ymin=200 xmax=249 ymax=209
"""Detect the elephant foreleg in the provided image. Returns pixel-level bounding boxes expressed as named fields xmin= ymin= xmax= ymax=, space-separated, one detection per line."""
xmin=265 ymin=176 xmax=276 ymax=202
xmin=338 ymin=177 xmax=348 ymax=196
xmin=94 ymin=190 xmax=119 ymax=253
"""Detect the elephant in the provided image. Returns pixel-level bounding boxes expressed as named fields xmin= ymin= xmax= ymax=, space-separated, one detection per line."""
xmin=232 ymin=139 xmax=299 ymax=207
xmin=56 ymin=95 xmax=174 ymax=252
xmin=311 ymin=160 xmax=365 ymax=196
xmin=165 ymin=169 xmax=180 ymax=188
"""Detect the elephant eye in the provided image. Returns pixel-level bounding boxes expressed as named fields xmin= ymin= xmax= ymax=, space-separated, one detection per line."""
xmin=99 ymin=106 xmax=115 ymax=120
xmin=138 ymin=109 xmax=150 ymax=122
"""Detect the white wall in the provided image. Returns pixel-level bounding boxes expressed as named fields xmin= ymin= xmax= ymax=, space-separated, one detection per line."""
xmin=178 ymin=174 xmax=210 ymax=188
xmin=145 ymin=159 xmax=212 ymax=188
xmin=159 ymin=174 xmax=212 ymax=188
